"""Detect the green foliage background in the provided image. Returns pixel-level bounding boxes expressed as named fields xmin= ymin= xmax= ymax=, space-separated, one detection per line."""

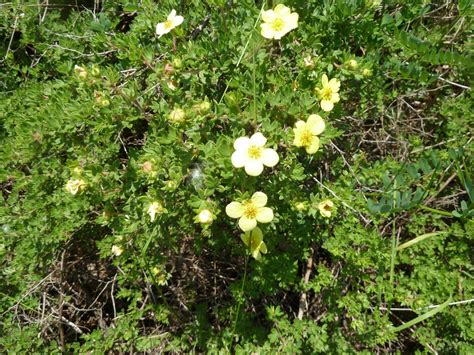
xmin=0 ymin=0 xmax=473 ymax=352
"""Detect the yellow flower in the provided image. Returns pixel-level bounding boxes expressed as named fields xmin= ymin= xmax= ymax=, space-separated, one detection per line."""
xmin=318 ymin=199 xmax=334 ymax=218
xmin=260 ymin=4 xmax=298 ymax=40
xmin=74 ymin=65 xmax=88 ymax=79
xmin=168 ymin=108 xmax=186 ymax=123
xmin=241 ymin=227 xmax=268 ymax=261
xmin=148 ymin=202 xmax=164 ymax=222
xmin=295 ymin=201 xmax=307 ymax=211
xmin=111 ymin=245 xmax=123 ymax=257
xmin=231 ymin=132 xmax=279 ymax=176
xmin=65 ymin=178 xmax=87 ymax=195
xmin=293 ymin=114 xmax=325 ymax=154
xmin=315 ymin=74 xmax=341 ymax=112
xmin=225 ymin=192 xmax=274 ymax=232
xmin=196 ymin=209 xmax=214 ymax=224
xmin=156 ymin=9 xmax=184 ymax=37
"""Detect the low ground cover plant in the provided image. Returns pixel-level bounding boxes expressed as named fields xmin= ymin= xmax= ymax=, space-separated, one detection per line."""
xmin=0 ymin=0 xmax=473 ymax=352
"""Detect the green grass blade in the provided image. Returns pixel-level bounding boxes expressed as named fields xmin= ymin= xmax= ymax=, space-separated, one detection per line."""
xmin=396 ymin=231 xmax=448 ymax=251
xmin=389 ymin=297 xmax=452 ymax=333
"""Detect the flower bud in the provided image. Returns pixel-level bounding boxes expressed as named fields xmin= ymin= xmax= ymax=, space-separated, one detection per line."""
xmin=197 ymin=209 xmax=214 ymax=224
xmin=168 ymin=108 xmax=186 ymax=123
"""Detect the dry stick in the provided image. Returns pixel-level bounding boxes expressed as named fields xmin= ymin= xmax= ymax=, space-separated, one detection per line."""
xmin=330 ymin=141 xmax=367 ymax=199
xmin=438 ymin=76 xmax=471 ymax=90
xmin=297 ymin=248 xmax=314 ymax=320
xmin=58 ymin=250 xmax=66 ymax=351
xmin=40 ymin=0 xmax=48 ymax=23
xmin=1 ymin=14 xmax=19 ymax=63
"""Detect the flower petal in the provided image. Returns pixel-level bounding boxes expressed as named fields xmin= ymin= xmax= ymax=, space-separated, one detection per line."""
xmin=331 ymin=92 xmax=340 ymax=103
xmin=239 ymin=216 xmax=257 ymax=232
xmin=320 ymin=99 xmax=334 ymax=112
xmin=305 ymin=137 xmax=320 ymax=154
xmin=172 ymin=15 xmax=184 ymax=27
xmin=244 ymin=160 xmax=264 ymax=176
xmin=251 ymin=226 xmax=263 ymax=241
xmin=241 ymin=231 xmax=251 ymax=246
xmin=295 ymin=120 xmax=306 ymax=130
xmin=168 ymin=9 xmax=177 ymax=20
xmin=328 ymin=78 xmax=340 ymax=92
xmin=251 ymin=192 xmax=267 ymax=207
xmin=156 ymin=23 xmax=169 ymax=36
xmin=306 ymin=114 xmax=325 ymax=135
xmin=261 ymin=148 xmax=279 ymax=167
xmin=253 ymin=250 xmax=262 ymax=261
xmin=256 ymin=207 xmax=273 ymax=223
xmin=231 ymin=150 xmax=247 ymax=168
xmin=322 ymin=74 xmax=328 ymax=86
xmin=234 ymin=136 xmax=250 ymax=151
xmin=287 ymin=13 xmax=299 ymax=30
xmin=274 ymin=4 xmax=290 ymax=16
xmin=260 ymin=23 xmax=275 ymax=39
xmin=225 ymin=202 xmax=244 ymax=218
xmin=250 ymin=132 xmax=267 ymax=147
xmin=261 ymin=9 xmax=275 ymax=23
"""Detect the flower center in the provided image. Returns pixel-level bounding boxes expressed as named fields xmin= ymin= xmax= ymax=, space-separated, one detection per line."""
xmin=247 ymin=144 xmax=263 ymax=160
xmin=321 ymin=87 xmax=333 ymax=101
xmin=164 ymin=20 xmax=173 ymax=29
xmin=243 ymin=202 xmax=258 ymax=219
xmin=300 ymin=128 xmax=314 ymax=147
xmin=271 ymin=18 xmax=285 ymax=32
xmin=323 ymin=204 xmax=331 ymax=212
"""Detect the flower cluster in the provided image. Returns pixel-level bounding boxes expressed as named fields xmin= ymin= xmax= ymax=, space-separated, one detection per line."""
xmin=108 ymin=4 xmax=339 ymax=262
xmin=227 ymin=132 xmax=277 ymax=260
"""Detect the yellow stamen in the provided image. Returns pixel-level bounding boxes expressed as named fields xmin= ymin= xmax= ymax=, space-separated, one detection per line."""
xmin=300 ymin=128 xmax=313 ymax=147
xmin=164 ymin=20 xmax=173 ymax=29
xmin=321 ymin=87 xmax=333 ymax=101
xmin=247 ymin=145 xmax=263 ymax=160
xmin=243 ymin=202 xmax=258 ymax=219
xmin=271 ymin=18 xmax=285 ymax=32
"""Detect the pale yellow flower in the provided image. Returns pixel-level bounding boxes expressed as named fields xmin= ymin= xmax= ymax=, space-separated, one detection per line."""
xmin=231 ymin=132 xmax=279 ymax=176
xmin=260 ymin=4 xmax=298 ymax=40
xmin=74 ymin=65 xmax=88 ymax=79
xmin=295 ymin=202 xmax=307 ymax=211
xmin=65 ymin=178 xmax=87 ymax=195
xmin=197 ymin=209 xmax=214 ymax=224
xmin=148 ymin=201 xmax=164 ymax=222
xmin=241 ymin=227 xmax=267 ymax=261
xmin=111 ymin=245 xmax=123 ymax=256
xmin=156 ymin=9 xmax=184 ymax=37
xmin=226 ymin=192 xmax=274 ymax=232
xmin=293 ymin=114 xmax=325 ymax=154
xmin=315 ymin=74 xmax=341 ymax=112
xmin=318 ymin=199 xmax=334 ymax=218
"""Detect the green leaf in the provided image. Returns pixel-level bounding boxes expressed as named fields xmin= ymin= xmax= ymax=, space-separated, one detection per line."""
xmin=396 ymin=231 xmax=448 ymax=251
xmin=389 ymin=297 xmax=452 ymax=333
